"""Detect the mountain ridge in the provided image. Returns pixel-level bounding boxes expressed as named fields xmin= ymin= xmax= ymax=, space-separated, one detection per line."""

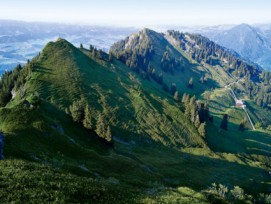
xmin=0 ymin=29 xmax=271 ymax=203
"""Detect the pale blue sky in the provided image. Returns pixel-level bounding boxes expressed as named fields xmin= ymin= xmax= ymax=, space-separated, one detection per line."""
xmin=0 ymin=0 xmax=271 ymax=26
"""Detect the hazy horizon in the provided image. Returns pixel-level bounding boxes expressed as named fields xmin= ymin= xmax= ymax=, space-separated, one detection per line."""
xmin=1 ymin=0 xmax=271 ymax=27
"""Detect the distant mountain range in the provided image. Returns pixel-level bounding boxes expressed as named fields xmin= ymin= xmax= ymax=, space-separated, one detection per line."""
xmin=185 ymin=23 xmax=271 ymax=70
xmin=0 ymin=20 xmax=137 ymax=74
xmin=1 ymin=20 xmax=271 ymax=74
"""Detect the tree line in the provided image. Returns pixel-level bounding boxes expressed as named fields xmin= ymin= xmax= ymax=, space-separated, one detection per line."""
xmin=110 ymin=34 xmax=154 ymax=73
xmin=167 ymin=30 xmax=271 ymax=110
xmin=181 ymin=93 xmax=212 ymax=137
xmin=0 ymin=57 xmax=36 ymax=107
xmin=160 ymin=51 xmax=181 ymax=74
xmin=68 ymin=99 xmax=112 ymax=143
xmin=167 ymin=30 xmax=261 ymax=81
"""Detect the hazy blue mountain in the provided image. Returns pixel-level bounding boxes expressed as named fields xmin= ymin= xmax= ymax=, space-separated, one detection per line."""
xmin=0 ymin=20 xmax=137 ymax=75
xmin=200 ymin=24 xmax=271 ymax=70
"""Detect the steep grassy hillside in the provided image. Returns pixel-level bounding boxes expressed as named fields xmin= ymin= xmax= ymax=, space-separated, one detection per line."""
xmin=24 ymin=38 xmax=204 ymax=148
xmin=110 ymin=29 xmax=226 ymax=97
xmin=110 ymin=28 xmax=271 ymax=150
xmin=109 ymin=28 xmax=271 ymax=195
xmin=0 ymin=32 xmax=270 ymax=203
xmin=204 ymin=87 xmax=271 ymax=157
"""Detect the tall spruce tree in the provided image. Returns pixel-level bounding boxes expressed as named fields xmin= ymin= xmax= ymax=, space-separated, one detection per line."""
xmin=174 ymin=91 xmax=179 ymax=101
xmin=83 ymin=104 xmax=92 ymax=129
xmin=96 ymin=113 xmax=106 ymax=138
xmin=198 ymin=122 xmax=206 ymax=137
xmin=190 ymin=105 xmax=197 ymax=124
xmin=182 ymin=93 xmax=187 ymax=103
xmin=195 ymin=114 xmax=201 ymax=128
xmin=105 ymin=126 xmax=112 ymax=142
xmin=185 ymin=104 xmax=191 ymax=118
xmin=69 ymin=100 xmax=85 ymax=123
xmin=189 ymin=96 xmax=196 ymax=107
xmin=184 ymin=94 xmax=190 ymax=107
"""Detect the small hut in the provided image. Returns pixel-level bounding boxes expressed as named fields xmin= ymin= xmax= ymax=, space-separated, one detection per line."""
xmin=236 ymin=99 xmax=245 ymax=108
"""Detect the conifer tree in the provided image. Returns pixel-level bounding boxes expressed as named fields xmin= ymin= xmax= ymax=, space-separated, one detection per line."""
xmin=185 ymin=104 xmax=191 ymax=118
xmin=195 ymin=114 xmax=201 ymax=128
xmin=182 ymin=93 xmax=187 ymax=103
xmin=83 ymin=104 xmax=92 ymax=129
xmin=98 ymin=49 xmax=104 ymax=60
xmin=105 ymin=126 xmax=112 ymax=142
xmin=190 ymin=105 xmax=197 ymax=124
xmin=69 ymin=100 xmax=85 ymax=123
xmin=189 ymin=96 xmax=196 ymax=107
xmin=174 ymin=91 xmax=179 ymax=101
xmin=184 ymin=94 xmax=190 ymax=107
xmin=92 ymin=47 xmax=97 ymax=57
xmin=198 ymin=122 xmax=206 ymax=137
xmin=96 ymin=113 xmax=106 ymax=138
xmin=188 ymin=77 xmax=193 ymax=88
xmin=200 ymin=76 xmax=205 ymax=84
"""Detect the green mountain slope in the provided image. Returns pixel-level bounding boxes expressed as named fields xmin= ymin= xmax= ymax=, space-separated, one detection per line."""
xmin=0 ymin=31 xmax=270 ymax=203
xmin=25 ymin=38 xmax=204 ymax=147
xmin=110 ymin=28 xmax=233 ymax=96
xmin=110 ymin=28 xmax=271 ymax=154
xmin=109 ymin=28 xmax=271 ymax=196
